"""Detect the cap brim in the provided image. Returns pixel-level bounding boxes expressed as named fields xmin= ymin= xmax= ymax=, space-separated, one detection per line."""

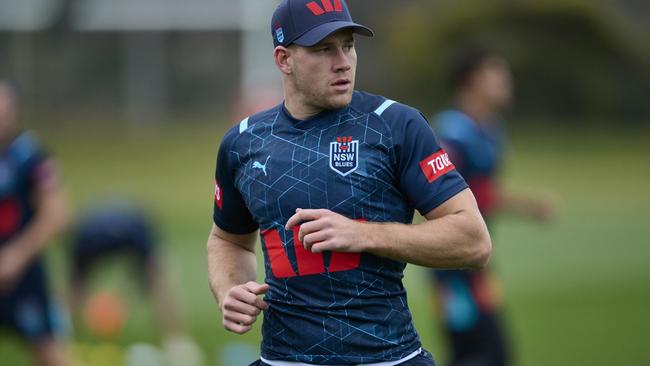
xmin=292 ymin=21 xmax=374 ymax=47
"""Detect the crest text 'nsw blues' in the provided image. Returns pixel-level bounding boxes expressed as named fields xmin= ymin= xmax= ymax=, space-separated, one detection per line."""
xmin=329 ymin=136 xmax=358 ymax=176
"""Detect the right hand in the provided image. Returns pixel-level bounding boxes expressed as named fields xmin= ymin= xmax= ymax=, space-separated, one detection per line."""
xmin=220 ymin=281 xmax=269 ymax=334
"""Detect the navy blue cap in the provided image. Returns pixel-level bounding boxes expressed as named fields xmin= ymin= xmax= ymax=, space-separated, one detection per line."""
xmin=271 ymin=0 xmax=374 ymax=47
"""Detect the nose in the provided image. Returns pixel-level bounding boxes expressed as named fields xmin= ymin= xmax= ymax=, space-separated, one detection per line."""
xmin=332 ymin=46 xmax=351 ymax=73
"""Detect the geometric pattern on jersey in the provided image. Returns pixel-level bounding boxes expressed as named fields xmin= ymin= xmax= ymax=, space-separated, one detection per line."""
xmin=214 ymin=91 xmax=468 ymax=364
xmin=0 ymin=131 xmax=58 ymax=342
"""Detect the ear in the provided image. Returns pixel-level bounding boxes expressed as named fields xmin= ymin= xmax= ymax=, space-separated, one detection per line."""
xmin=274 ymin=46 xmax=293 ymax=75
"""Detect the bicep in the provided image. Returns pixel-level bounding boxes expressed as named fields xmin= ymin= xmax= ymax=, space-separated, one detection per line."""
xmin=209 ymin=223 xmax=258 ymax=254
xmin=423 ymin=188 xmax=479 ymax=221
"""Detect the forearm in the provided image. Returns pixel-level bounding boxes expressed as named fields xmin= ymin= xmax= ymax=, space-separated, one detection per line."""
xmin=206 ymin=233 xmax=258 ymax=310
xmin=364 ymin=210 xmax=491 ymax=269
xmin=6 ymin=191 xmax=69 ymax=263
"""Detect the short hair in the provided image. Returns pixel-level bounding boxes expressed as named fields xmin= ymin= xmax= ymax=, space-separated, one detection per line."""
xmin=447 ymin=47 xmax=500 ymax=92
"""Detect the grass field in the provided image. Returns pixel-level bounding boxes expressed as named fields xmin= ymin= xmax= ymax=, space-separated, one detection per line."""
xmin=1 ymin=119 xmax=648 ymax=366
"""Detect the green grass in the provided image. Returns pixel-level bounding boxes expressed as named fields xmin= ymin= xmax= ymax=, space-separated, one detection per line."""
xmin=2 ymin=120 xmax=649 ymax=365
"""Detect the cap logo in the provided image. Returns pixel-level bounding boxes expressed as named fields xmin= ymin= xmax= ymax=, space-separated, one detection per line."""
xmin=275 ymin=22 xmax=285 ymax=43
xmin=306 ymin=0 xmax=343 ymax=16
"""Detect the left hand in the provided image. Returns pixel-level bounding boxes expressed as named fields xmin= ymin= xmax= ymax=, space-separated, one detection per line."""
xmin=0 ymin=245 xmax=30 ymax=294
xmin=285 ymin=208 xmax=369 ymax=253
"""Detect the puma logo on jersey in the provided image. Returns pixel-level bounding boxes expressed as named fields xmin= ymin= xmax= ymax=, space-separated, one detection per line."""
xmin=253 ymin=156 xmax=271 ymax=176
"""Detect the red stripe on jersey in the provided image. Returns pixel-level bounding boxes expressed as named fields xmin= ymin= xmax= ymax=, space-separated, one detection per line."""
xmin=292 ymin=227 xmax=325 ymax=275
xmin=262 ymin=229 xmax=297 ymax=278
xmin=329 ymin=252 xmax=361 ymax=273
xmin=328 ymin=218 xmax=364 ymax=273
xmin=0 ymin=199 xmax=22 ymax=239
xmin=419 ymin=149 xmax=456 ymax=183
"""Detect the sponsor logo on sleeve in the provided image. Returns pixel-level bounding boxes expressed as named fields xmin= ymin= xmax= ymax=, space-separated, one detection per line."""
xmin=214 ymin=179 xmax=223 ymax=209
xmin=419 ymin=149 xmax=456 ymax=183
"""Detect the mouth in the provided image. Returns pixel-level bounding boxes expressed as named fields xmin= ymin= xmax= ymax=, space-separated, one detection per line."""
xmin=331 ymin=79 xmax=351 ymax=92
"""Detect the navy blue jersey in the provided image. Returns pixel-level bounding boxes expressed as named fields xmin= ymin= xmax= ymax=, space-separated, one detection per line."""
xmin=434 ymin=110 xmax=505 ymax=216
xmin=213 ymin=91 xmax=468 ymax=364
xmin=0 ymin=131 xmax=62 ymax=342
xmin=0 ymin=131 xmax=49 ymax=246
xmin=72 ymin=203 xmax=155 ymax=277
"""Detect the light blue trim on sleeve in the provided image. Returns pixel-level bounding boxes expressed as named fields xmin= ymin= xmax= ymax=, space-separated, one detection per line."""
xmin=238 ymin=117 xmax=249 ymax=134
xmin=373 ymin=99 xmax=396 ymax=116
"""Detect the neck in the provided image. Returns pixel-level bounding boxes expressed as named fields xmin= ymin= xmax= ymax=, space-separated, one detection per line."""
xmin=284 ymin=98 xmax=323 ymax=121
xmin=457 ymin=92 xmax=496 ymax=125
xmin=282 ymin=80 xmax=324 ymax=120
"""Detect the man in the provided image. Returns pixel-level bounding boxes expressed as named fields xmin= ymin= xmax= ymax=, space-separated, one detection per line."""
xmin=430 ymin=49 xmax=554 ymax=366
xmin=206 ymin=1 xmax=491 ymax=365
xmin=0 ymin=80 xmax=69 ymax=365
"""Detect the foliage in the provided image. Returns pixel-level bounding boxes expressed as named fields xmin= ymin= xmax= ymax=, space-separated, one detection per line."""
xmin=383 ymin=0 xmax=650 ymax=121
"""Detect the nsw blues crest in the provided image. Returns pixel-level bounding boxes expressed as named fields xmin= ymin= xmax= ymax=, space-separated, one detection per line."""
xmin=275 ymin=24 xmax=284 ymax=43
xmin=329 ymin=136 xmax=359 ymax=176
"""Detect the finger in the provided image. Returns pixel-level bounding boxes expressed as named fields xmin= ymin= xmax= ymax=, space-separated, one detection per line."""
xmin=298 ymin=220 xmax=325 ymax=243
xmin=223 ymin=319 xmax=252 ymax=334
xmin=230 ymin=287 xmax=265 ymax=309
xmin=245 ymin=282 xmax=269 ymax=295
xmin=224 ymin=311 xmax=257 ymax=326
xmin=242 ymin=282 xmax=269 ymax=310
xmin=310 ymin=241 xmax=335 ymax=254
xmin=223 ymin=298 xmax=262 ymax=316
xmin=302 ymin=231 xmax=328 ymax=249
xmin=285 ymin=209 xmax=325 ymax=230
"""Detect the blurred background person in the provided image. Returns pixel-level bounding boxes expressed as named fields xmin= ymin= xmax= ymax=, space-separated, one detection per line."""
xmin=429 ymin=49 xmax=555 ymax=366
xmin=0 ymin=80 xmax=70 ymax=366
xmin=68 ymin=200 xmax=203 ymax=365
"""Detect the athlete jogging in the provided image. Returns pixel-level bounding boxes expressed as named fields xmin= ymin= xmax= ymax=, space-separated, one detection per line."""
xmin=206 ymin=2 xmax=492 ymax=365
xmin=0 ymin=80 xmax=70 ymax=366
xmin=430 ymin=48 xmax=555 ymax=366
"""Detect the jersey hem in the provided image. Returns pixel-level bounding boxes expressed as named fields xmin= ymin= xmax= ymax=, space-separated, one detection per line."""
xmin=417 ymin=182 xmax=469 ymax=216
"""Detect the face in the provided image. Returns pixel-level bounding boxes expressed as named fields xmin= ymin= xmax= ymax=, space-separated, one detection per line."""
xmin=285 ymin=29 xmax=357 ymax=111
xmin=0 ymin=85 xmax=18 ymax=141
xmin=471 ymin=57 xmax=513 ymax=111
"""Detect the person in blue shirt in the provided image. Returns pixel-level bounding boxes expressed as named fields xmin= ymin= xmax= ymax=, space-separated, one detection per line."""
xmin=68 ymin=201 xmax=203 ymax=364
xmin=68 ymin=202 xmax=181 ymax=336
xmin=430 ymin=49 xmax=554 ymax=366
xmin=0 ymin=80 xmax=70 ymax=366
xmin=206 ymin=2 xmax=492 ymax=365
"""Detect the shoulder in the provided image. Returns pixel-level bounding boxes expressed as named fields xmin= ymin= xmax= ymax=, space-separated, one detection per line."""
xmin=7 ymin=130 xmax=45 ymax=165
xmin=351 ymin=90 xmax=427 ymax=129
xmin=433 ymin=109 xmax=476 ymax=142
xmin=221 ymin=103 xmax=283 ymax=148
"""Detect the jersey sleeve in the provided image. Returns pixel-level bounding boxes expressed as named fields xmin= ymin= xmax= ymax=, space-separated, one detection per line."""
xmin=10 ymin=131 xmax=57 ymax=190
xmin=212 ymin=128 xmax=259 ymax=234
xmin=433 ymin=111 xmax=473 ymax=172
xmin=385 ymin=104 xmax=469 ymax=215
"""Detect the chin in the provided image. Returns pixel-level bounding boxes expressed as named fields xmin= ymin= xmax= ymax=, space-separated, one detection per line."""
xmin=326 ymin=93 xmax=353 ymax=109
